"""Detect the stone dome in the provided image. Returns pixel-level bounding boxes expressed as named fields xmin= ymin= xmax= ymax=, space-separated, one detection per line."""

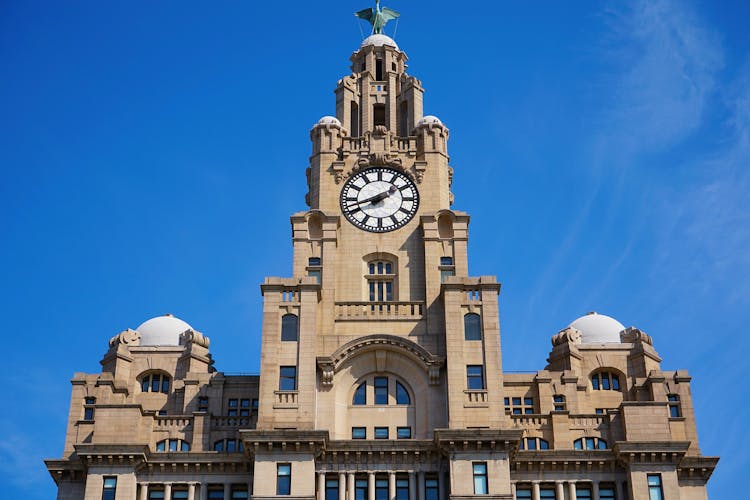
xmin=417 ymin=115 xmax=443 ymax=127
xmin=569 ymin=312 xmax=625 ymax=344
xmin=137 ymin=314 xmax=193 ymax=346
xmin=316 ymin=116 xmax=342 ymax=127
xmin=360 ymin=34 xmax=399 ymax=50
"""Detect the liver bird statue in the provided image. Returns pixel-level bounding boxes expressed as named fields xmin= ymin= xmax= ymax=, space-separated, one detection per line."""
xmin=355 ymin=0 xmax=400 ymax=35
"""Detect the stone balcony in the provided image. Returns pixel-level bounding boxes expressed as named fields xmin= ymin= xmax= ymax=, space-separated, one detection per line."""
xmin=334 ymin=301 xmax=424 ymax=321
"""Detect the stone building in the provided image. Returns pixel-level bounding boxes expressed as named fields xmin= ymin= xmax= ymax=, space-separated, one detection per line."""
xmin=46 ymin=27 xmax=718 ymax=500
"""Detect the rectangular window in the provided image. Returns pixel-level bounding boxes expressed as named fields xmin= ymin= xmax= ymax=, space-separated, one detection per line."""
xmin=397 ymin=427 xmax=412 ymax=439
xmin=553 ymin=394 xmax=566 ymax=411
xmin=277 ymin=463 xmax=292 ymax=495
xmin=352 ymin=427 xmax=366 ymax=439
xmin=149 ymin=489 xmax=166 ymax=500
xmin=576 ymin=488 xmax=592 ymax=500
xmin=425 ymin=478 xmax=438 ymax=500
xmin=516 ymin=488 xmax=532 ymax=500
xmin=466 ymin=365 xmax=485 ymax=390
xmin=102 ymin=477 xmax=117 ymax=500
xmin=279 ymin=366 xmax=297 ymax=391
xmin=374 ymin=376 xmax=388 ymax=404
xmin=231 ymin=485 xmax=249 ymax=500
xmin=396 ymin=478 xmax=409 ymax=500
xmin=375 ymin=478 xmax=388 ymax=500
xmin=599 ymin=487 xmax=615 ymax=500
xmin=228 ymin=398 xmax=238 ymax=416
xmin=84 ymin=397 xmax=96 ymax=420
xmin=239 ymin=398 xmax=251 ymax=416
xmin=325 ymin=478 xmax=339 ymax=500
xmin=472 ymin=462 xmax=488 ymax=494
xmin=208 ymin=487 xmax=224 ymax=499
xmin=198 ymin=396 xmax=209 ymax=411
xmin=355 ymin=479 xmax=368 ymax=500
xmin=647 ymin=475 xmax=663 ymax=500
xmin=152 ymin=375 xmax=161 ymax=393
xmin=373 ymin=104 xmax=386 ymax=127
xmin=172 ymin=489 xmax=189 ymax=499
xmin=374 ymin=426 xmax=389 ymax=439
xmin=539 ymin=487 xmax=555 ymax=500
xmin=668 ymin=394 xmax=681 ymax=417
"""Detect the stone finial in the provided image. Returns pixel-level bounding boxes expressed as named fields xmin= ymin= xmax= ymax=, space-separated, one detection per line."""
xmin=620 ymin=327 xmax=653 ymax=345
xmin=179 ymin=329 xmax=210 ymax=348
xmin=108 ymin=329 xmax=141 ymax=348
xmin=551 ymin=326 xmax=582 ymax=346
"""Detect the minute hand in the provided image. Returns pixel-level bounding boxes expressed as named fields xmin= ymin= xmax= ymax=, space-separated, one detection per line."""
xmin=353 ymin=185 xmax=397 ymax=205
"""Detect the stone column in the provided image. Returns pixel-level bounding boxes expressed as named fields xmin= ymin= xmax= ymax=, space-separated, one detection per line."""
xmin=224 ymin=483 xmax=231 ymax=500
xmin=567 ymin=481 xmax=577 ymax=500
xmin=188 ymin=483 xmax=196 ymax=500
xmin=348 ymin=473 xmax=355 ymax=500
xmin=555 ymin=482 xmax=564 ymax=500
xmin=200 ymin=482 xmax=208 ymax=500
xmin=340 ymin=473 xmax=347 ymax=500
xmin=417 ymin=471 xmax=425 ymax=500
xmin=531 ymin=481 xmax=540 ymax=500
xmin=389 ymin=473 xmax=396 ymax=500
xmin=592 ymin=481 xmax=599 ymax=500
xmin=164 ymin=483 xmax=172 ymax=500
xmin=408 ymin=472 xmax=416 ymax=500
xmin=368 ymin=473 xmax=375 ymax=500
xmin=139 ymin=483 xmax=148 ymax=500
xmin=319 ymin=473 xmax=326 ymax=500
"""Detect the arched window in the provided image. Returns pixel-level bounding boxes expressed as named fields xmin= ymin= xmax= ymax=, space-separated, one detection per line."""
xmin=353 ymin=382 xmax=366 ymax=405
xmin=574 ymin=437 xmax=607 ymax=450
xmin=464 ymin=313 xmax=482 ymax=340
xmin=519 ymin=437 xmax=549 ymax=450
xmin=367 ymin=260 xmax=395 ymax=306
xmin=591 ymin=371 xmax=621 ymax=391
xmin=140 ymin=372 xmax=171 ymax=394
xmin=396 ymin=381 xmax=411 ymax=405
xmin=281 ymin=314 xmax=298 ymax=342
xmin=155 ymin=439 xmax=190 ymax=452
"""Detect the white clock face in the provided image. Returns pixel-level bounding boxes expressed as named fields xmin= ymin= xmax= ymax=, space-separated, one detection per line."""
xmin=340 ymin=167 xmax=419 ymax=232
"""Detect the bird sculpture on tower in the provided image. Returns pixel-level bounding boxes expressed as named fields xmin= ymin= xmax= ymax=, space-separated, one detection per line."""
xmin=355 ymin=0 xmax=400 ymax=35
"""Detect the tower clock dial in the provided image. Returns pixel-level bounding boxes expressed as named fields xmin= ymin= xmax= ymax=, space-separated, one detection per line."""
xmin=340 ymin=167 xmax=419 ymax=232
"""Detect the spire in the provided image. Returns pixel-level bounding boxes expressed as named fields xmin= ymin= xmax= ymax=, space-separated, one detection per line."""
xmin=354 ymin=0 xmax=400 ymax=35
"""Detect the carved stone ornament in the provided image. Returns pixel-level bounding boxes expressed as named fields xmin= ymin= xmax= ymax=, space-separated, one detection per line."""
xmin=620 ymin=327 xmax=653 ymax=345
xmin=109 ymin=329 xmax=141 ymax=348
xmin=551 ymin=326 xmax=583 ymax=346
xmin=373 ymin=125 xmax=388 ymax=136
xmin=180 ymin=329 xmax=211 ymax=349
xmin=317 ymin=359 xmax=335 ymax=387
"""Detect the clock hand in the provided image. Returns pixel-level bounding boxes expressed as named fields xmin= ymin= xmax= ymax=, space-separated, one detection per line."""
xmin=350 ymin=185 xmax=397 ymax=206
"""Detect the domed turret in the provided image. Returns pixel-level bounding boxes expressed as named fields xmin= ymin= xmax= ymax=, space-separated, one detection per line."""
xmin=316 ymin=116 xmax=342 ymax=127
xmin=136 ymin=314 xmax=193 ymax=346
xmin=416 ymin=115 xmax=443 ymax=127
xmin=360 ymin=33 xmax=399 ymax=50
xmin=568 ymin=312 xmax=625 ymax=344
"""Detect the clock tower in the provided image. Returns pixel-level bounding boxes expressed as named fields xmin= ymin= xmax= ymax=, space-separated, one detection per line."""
xmin=249 ymin=31 xmax=518 ymax=498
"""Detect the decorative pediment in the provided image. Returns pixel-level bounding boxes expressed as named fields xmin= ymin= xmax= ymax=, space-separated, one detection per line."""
xmin=551 ymin=326 xmax=582 ymax=346
xmin=108 ymin=329 xmax=141 ymax=348
xmin=317 ymin=334 xmax=444 ymax=386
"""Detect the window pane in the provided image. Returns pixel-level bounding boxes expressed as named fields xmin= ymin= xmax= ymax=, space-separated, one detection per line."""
xmin=585 ymin=437 xmax=595 ymax=450
xmin=425 ymin=479 xmax=438 ymax=500
xmin=208 ymin=490 xmax=224 ymax=500
xmin=464 ymin=313 xmax=482 ymax=340
xmin=598 ymin=439 xmax=607 ymax=449
xmin=227 ymin=440 xmax=237 ymax=452
xmin=378 ymin=262 xmax=383 ymax=274
xmin=326 ymin=479 xmax=339 ymax=500
xmin=142 ymin=377 xmax=150 ymax=392
xmin=670 ymin=405 xmax=681 ymax=418
xmin=161 ymin=376 xmax=170 ymax=393
xmin=524 ymin=397 xmax=533 ymax=406
xmin=280 ymin=366 xmax=297 ymax=390
xmin=601 ymin=374 xmax=610 ymax=390
xmin=467 ymin=365 xmax=484 ymax=390
xmin=574 ymin=439 xmax=583 ymax=450
xmin=352 ymin=427 xmax=366 ymax=439
xmin=214 ymin=440 xmax=224 ymax=451
xmin=103 ymin=478 xmax=117 ymax=488
xmin=277 ymin=464 xmax=291 ymax=495
xmin=440 ymin=257 xmax=453 ymax=265
xmin=385 ymin=263 xmax=392 ymax=274
xmin=540 ymin=489 xmax=555 ymax=500
xmin=156 ymin=441 xmax=166 ymax=452
xmin=512 ymin=397 xmax=521 ymax=405
xmin=516 ymin=489 xmax=532 ymax=500
xmin=308 ymin=257 xmax=321 ymax=266
xmin=524 ymin=408 xmax=534 ymax=414
xmin=612 ymin=375 xmax=620 ymax=390
xmin=281 ymin=314 xmax=299 ymax=341
xmin=84 ymin=407 xmax=94 ymax=420
xmin=169 ymin=439 xmax=178 ymax=451
xmin=592 ymin=375 xmax=600 ymax=390
xmin=472 ymin=463 xmax=487 ymax=495
xmin=374 ymin=377 xmax=388 ymax=404
xmin=173 ymin=491 xmax=189 ymax=499
xmin=397 ymin=427 xmax=411 ymax=439
xmin=152 ymin=375 xmax=161 ymax=393
xmin=353 ymin=382 xmax=367 ymax=405
xmin=374 ymin=427 xmax=389 ymax=439
xmin=526 ymin=438 xmax=536 ymax=450
xmin=539 ymin=439 xmax=549 ymax=450
xmin=396 ymin=382 xmax=411 ymax=404
xmin=149 ymin=492 xmax=165 ymax=500
xmin=181 ymin=441 xmax=190 ymax=451
xmin=385 ymin=282 xmax=392 ymax=301
xmin=576 ymin=488 xmax=592 ymax=500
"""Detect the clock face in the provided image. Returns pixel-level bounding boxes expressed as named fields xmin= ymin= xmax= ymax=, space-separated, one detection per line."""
xmin=340 ymin=167 xmax=419 ymax=232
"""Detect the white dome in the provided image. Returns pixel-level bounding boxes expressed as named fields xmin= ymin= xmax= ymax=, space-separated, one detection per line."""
xmin=137 ymin=314 xmax=193 ymax=346
xmin=569 ymin=312 xmax=625 ymax=344
xmin=360 ymin=34 xmax=399 ymax=50
xmin=417 ymin=115 xmax=443 ymax=127
xmin=316 ymin=116 xmax=342 ymax=127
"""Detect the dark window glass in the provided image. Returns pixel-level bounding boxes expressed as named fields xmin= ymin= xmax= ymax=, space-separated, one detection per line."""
xmin=374 ymin=377 xmax=388 ymax=404
xmin=281 ymin=314 xmax=299 ymax=341
xmin=173 ymin=490 xmax=189 ymax=499
xmin=524 ymin=397 xmax=533 ymax=406
xmin=585 ymin=437 xmax=595 ymax=450
xmin=375 ymin=479 xmax=388 ymax=500
xmin=540 ymin=488 xmax=556 ymax=500
xmin=229 ymin=399 xmax=238 ymax=407
xmin=375 ymin=59 xmax=383 ymax=80
xmin=208 ymin=489 xmax=224 ymax=500
xmin=198 ymin=397 xmax=209 ymax=410
xmin=326 ymin=479 xmax=338 ymax=500
xmin=599 ymin=487 xmax=615 ymax=500
xmin=252 ymin=399 xmax=259 ymax=408
xmin=374 ymin=427 xmax=389 ymax=439
xmin=102 ymin=477 xmax=116 ymax=500
xmin=161 ymin=376 xmax=170 ymax=393
xmin=513 ymin=408 xmax=522 ymax=415
xmin=152 ymin=374 xmax=161 ymax=393
xmin=231 ymin=485 xmax=249 ymax=500
xmin=396 ymin=381 xmax=411 ymax=404
xmin=214 ymin=440 xmax=224 ymax=452
xmin=280 ymin=366 xmax=297 ymax=391
xmin=464 ymin=313 xmax=482 ymax=340
xmin=309 ymin=257 xmax=321 ymax=266
xmin=472 ymin=462 xmax=488 ymax=495
xmin=524 ymin=408 xmax=534 ymax=415
xmin=355 ymin=479 xmax=368 ymax=500
xmin=647 ymin=475 xmax=663 ymax=500
xmin=353 ymin=382 xmax=367 ymax=405
xmin=169 ymin=439 xmax=178 ymax=452
xmin=512 ymin=397 xmax=521 ymax=405
xmin=504 ymin=397 xmax=510 ymax=406
xmin=84 ymin=407 xmax=95 ymax=420
xmin=142 ymin=378 xmax=150 ymax=392
xmin=149 ymin=490 xmax=165 ymax=500
xmin=591 ymin=374 xmax=600 ymax=390
xmin=352 ymin=427 xmax=366 ymax=439
xmin=181 ymin=441 xmax=190 ymax=451
xmin=576 ymin=488 xmax=592 ymax=500
xmin=612 ymin=375 xmax=620 ymax=390
xmin=396 ymin=478 xmax=409 ymax=500
xmin=425 ymin=478 xmax=438 ymax=500
xmin=156 ymin=440 xmax=166 ymax=452
xmin=397 ymin=427 xmax=411 ymax=439
xmin=598 ymin=439 xmax=608 ymax=449
xmin=227 ymin=439 xmax=237 ymax=452
xmin=277 ymin=464 xmax=291 ymax=495
xmin=553 ymin=395 xmax=564 ymax=403
xmin=516 ymin=489 xmax=532 ymax=500
xmin=373 ymin=104 xmax=386 ymax=127
xmin=467 ymin=365 xmax=484 ymax=390
xmin=602 ymin=374 xmax=611 ymax=390
xmin=574 ymin=439 xmax=583 ymax=450
xmin=240 ymin=399 xmax=250 ymax=407
xmin=539 ymin=439 xmax=549 ymax=450
xmin=440 ymin=257 xmax=453 ymax=266
xmin=526 ymin=438 xmax=536 ymax=450
xmin=596 ymin=408 xmax=605 ymax=415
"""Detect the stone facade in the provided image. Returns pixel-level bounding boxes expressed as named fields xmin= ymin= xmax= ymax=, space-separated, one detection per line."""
xmin=46 ymin=32 xmax=717 ymax=500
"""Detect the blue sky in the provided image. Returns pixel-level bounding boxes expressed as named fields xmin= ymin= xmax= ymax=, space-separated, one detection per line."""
xmin=1 ymin=1 xmax=747 ymax=498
